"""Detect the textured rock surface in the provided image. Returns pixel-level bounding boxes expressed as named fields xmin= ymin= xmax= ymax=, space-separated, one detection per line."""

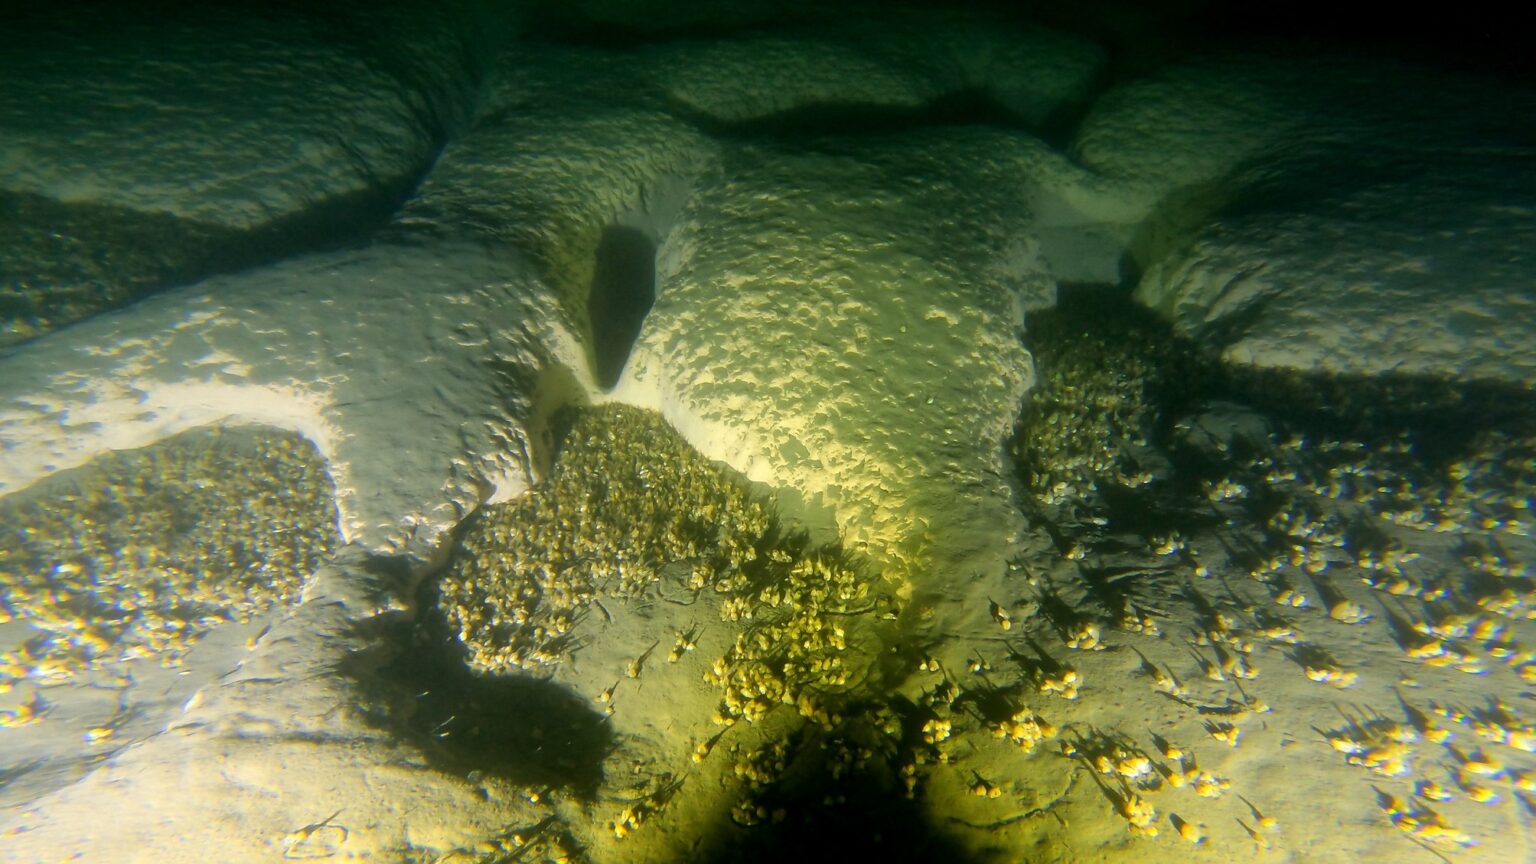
xmin=0 ymin=1 xmax=508 ymax=342
xmin=6 ymin=12 xmax=1535 ymax=863
xmin=0 ymin=2 xmax=489 ymax=230
xmin=0 ymin=12 xmax=1125 ymax=581
xmin=645 ymin=11 xmax=1104 ymax=129
xmin=614 ymin=129 xmax=1060 ymax=584
xmin=395 ymin=43 xmax=718 ymax=350
xmin=1139 ymin=159 xmax=1536 ymax=385
xmin=0 ymin=241 xmax=573 ymax=563
xmin=400 ymin=10 xmax=1108 ymax=334
xmin=1072 ymin=54 xmax=1536 ymax=211
xmin=398 ymin=39 xmax=1095 ymax=585
xmin=1073 ymin=54 xmax=1536 ymax=385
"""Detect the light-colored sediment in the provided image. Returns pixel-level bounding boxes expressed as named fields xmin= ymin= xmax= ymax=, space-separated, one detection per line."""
xmin=1 ymin=548 xmax=543 ymax=864
xmin=0 ymin=241 xmax=577 ymax=562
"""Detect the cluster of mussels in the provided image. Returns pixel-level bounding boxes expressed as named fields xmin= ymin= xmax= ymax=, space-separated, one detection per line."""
xmin=440 ymin=404 xmax=911 ymax=850
xmin=1011 ymin=293 xmax=1208 ymax=524
xmin=439 ymin=403 xmax=774 ymax=674
xmin=0 ymin=428 xmax=338 ymax=694
xmin=439 ymin=402 xmax=888 ymax=732
xmin=704 ymin=542 xmax=875 ymax=728
xmin=1192 ymin=419 xmax=1536 ymax=839
xmin=1189 ymin=420 xmax=1536 ymax=682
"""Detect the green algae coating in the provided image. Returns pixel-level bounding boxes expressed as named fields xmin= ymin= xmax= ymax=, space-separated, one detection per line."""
xmin=0 ymin=426 xmax=338 ymax=688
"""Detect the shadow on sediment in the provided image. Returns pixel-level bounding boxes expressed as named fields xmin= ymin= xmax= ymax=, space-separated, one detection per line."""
xmin=680 ymin=756 xmax=986 ymax=864
xmin=361 ymin=584 xmax=614 ymax=800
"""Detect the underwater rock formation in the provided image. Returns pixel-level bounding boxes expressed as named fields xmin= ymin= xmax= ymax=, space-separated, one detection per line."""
xmin=641 ymin=9 xmax=1104 ymax=128
xmin=0 ymin=1 xmax=509 ymax=342
xmin=1138 ymin=159 xmax=1536 ymax=386
xmin=616 ymin=130 xmax=1051 ymax=584
xmin=0 ymin=240 xmax=573 ymax=562
xmin=1073 ymin=53 xmax=1536 ymax=387
xmin=395 ymin=28 xmax=1127 ymax=586
xmin=391 ymin=40 xmax=718 ymax=355
xmin=2 ymin=5 xmax=1535 ymax=863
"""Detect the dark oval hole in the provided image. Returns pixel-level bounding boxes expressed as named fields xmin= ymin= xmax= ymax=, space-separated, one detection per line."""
xmin=588 ymin=225 xmax=657 ymax=389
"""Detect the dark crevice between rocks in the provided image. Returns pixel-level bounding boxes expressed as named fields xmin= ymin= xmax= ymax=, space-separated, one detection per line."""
xmin=652 ymin=700 xmax=986 ymax=864
xmin=672 ymin=87 xmax=1080 ymax=149
xmin=303 ymin=1 xmax=503 ymax=145
xmin=1215 ymin=365 xmax=1536 ymax=464
xmin=518 ymin=5 xmax=1121 ymax=148
xmin=683 ymin=772 xmax=982 ymax=862
xmin=678 ymin=86 xmax=1050 ymax=139
xmin=0 ymin=165 xmax=425 ymax=350
xmin=514 ymin=2 xmax=833 ymax=47
xmin=1112 ymin=180 xmax=1238 ymax=287
xmin=588 ymin=224 xmax=658 ymax=389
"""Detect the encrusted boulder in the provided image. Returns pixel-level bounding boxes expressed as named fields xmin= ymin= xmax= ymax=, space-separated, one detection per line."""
xmin=1072 ymin=53 xmax=1536 ymax=387
xmin=393 ymin=41 xmax=718 ymax=354
xmin=614 ymin=129 xmax=1062 ymax=584
xmin=1139 ymin=158 xmax=1536 ymax=386
xmin=643 ymin=9 xmax=1104 ymax=130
